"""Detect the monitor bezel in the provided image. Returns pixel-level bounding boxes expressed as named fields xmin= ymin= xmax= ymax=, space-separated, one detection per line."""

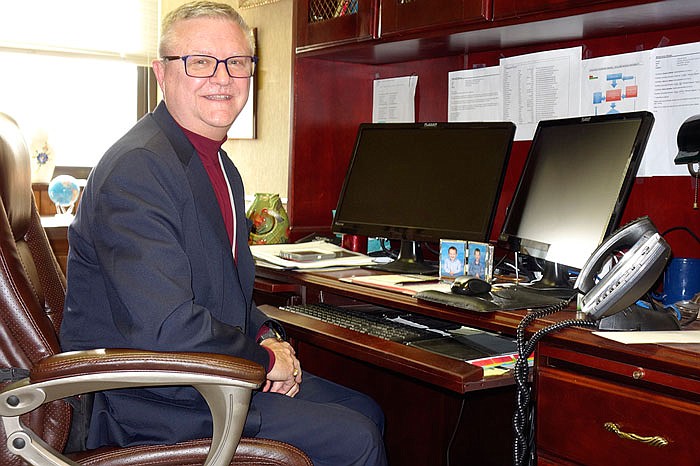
xmin=498 ymin=111 xmax=655 ymax=271
xmin=332 ymin=121 xmax=517 ymax=244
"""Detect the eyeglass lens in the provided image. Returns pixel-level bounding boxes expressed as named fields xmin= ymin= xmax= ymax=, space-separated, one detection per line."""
xmin=185 ymin=55 xmax=254 ymax=78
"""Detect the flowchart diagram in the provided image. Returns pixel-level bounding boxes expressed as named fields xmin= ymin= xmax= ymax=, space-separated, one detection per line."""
xmin=589 ymin=72 xmax=640 ymax=114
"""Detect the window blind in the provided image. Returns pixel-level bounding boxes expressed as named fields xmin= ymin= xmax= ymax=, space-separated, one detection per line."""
xmin=0 ymin=0 xmax=159 ymax=66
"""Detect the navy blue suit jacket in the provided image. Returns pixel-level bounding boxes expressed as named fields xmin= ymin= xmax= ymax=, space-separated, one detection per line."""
xmin=60 ymin=102 xmax=278 ymax=447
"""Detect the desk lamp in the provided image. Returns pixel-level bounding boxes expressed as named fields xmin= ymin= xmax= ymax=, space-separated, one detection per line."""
xmin=675 ymin=114 xmax=700 ymax=208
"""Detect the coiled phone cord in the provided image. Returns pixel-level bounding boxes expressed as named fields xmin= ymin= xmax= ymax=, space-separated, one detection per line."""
xmin=512 ymin=297 xmax=598 ymax=466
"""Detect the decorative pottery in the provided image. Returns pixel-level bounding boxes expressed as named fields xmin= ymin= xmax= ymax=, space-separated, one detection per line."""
xmin=246 ymin=193 xmax=290 ymax=245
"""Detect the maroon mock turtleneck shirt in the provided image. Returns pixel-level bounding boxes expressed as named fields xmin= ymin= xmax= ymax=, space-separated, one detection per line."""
xmin=180 ymin=126 xmax=234 ymax=248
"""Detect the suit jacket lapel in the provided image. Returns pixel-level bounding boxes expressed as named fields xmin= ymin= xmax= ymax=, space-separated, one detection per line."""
xmin=152 ymin=102 xmax=250 ymax=320
xmin=220 ymin=150 xmax=254 ymax=308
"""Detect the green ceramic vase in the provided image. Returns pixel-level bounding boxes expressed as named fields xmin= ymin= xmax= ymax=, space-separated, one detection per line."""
xmin=246 ymin=193 xmax=290 ymax=245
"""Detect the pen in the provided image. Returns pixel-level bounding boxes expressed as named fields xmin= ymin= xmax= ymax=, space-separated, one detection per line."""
xmin=396 ymin=279 xmax=442 ymax=286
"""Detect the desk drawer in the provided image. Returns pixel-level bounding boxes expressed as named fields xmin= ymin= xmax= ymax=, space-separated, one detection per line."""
xmin=536 ymin=366 xmax=700 ymax=466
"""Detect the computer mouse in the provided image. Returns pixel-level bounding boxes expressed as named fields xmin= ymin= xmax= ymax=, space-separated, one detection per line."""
xmin=451 ymin=275 xmax=492 ymax=296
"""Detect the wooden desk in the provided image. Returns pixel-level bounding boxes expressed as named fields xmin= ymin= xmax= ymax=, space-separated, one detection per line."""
xmin=255 ymin=267 xmax=530 ymax=466
xmin=254 ymin=266 xmax=700 ymax=466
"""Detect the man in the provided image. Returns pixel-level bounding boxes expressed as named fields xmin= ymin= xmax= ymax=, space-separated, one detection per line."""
xmin=59 ymin=2 xmax=387 ymax=465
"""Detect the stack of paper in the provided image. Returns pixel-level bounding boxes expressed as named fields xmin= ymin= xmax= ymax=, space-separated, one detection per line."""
xmin=251 ymin=240 xmax=375 ymax=270
xmin=340 ymin=274 xmax=451 ymax=295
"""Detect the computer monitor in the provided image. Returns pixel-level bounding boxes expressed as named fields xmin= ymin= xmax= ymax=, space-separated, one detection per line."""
xmin=332 ymin=121 xmax=516 ymax=275
xmin=499 ymin=111 xmax=655 ymax=289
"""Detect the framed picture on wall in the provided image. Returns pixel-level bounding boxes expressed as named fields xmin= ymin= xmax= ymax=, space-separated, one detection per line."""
xmin=239 ymin=0 xmax=281 ymax=8
xmin=227 ymin=28 xmax=257 ymax=139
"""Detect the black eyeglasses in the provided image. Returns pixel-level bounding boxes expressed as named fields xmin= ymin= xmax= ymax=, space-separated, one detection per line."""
xmin=162 ymin=54 xmax=258 ymax=78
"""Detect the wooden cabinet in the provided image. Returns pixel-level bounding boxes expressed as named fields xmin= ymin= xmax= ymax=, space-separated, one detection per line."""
xmin=296 ymin=0 xmax=379 ymax=52
xmin=492 ymin=0 xmax=658 ymax=20
xmin=380 ymin=0 xmax=491 ymax=37
xmin=535 ymin=342 xmax=700 ymax=465
xmin=296 ymin=0 xmax=491 ymax=54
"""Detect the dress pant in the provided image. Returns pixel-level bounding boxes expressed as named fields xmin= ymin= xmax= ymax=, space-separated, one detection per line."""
xmin=245 ymin=373 xmax=388 ymax=466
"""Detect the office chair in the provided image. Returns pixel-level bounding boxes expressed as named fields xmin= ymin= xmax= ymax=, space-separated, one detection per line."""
xmin=0 ymin=112 xmax=311 ymax=466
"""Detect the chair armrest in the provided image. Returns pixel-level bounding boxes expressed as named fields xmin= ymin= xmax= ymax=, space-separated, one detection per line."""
xmin=0 ymin=349 xmax=266 ymax=466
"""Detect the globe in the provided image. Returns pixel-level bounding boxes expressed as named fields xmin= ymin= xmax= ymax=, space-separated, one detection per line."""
xmin=48 ymin=175 xmax=80 ymax=215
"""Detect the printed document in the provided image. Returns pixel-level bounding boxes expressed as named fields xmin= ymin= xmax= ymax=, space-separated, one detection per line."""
xmin=501 ymin=46 xmax=582 ymax=140
xmin=448 ymin=66 xmax=503 ymax=122
xmin=372 ymin=76 xmax=418 ymax=123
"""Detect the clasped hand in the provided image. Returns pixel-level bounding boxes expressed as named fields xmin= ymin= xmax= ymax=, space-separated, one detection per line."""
xmin=260 ymin=338 xmax=302 ymax=397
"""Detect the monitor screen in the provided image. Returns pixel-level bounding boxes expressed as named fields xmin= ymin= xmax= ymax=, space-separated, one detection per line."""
xmin=499 ymin=111 xmax=655 ymax=274
xmin=332 ymin=122 xmax=516 ymax=273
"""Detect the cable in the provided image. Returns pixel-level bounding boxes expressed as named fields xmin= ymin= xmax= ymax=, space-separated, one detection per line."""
xmin=424 ymin=241 xmax=439 ymax=256
xmin=379 ymin=238 xmax=398 ymax=259
xmin=445 ymin=397 xmax=466 ymax=466
xmin=661 ymin=226 xmax=700 ymax=244
xmin=512 ymin=297 xmax=598 ymax=466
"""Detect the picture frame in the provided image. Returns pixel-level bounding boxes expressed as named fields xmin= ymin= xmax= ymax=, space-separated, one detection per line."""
xmin=238 ymin=0 xmax=281 ymax=8
xmin=467 ymin=241 xmax=494 ymax=282
xmin=227 ymin=28 xmax=257 ymax=139
xmin=439 ymin=239 xmax=467 ymax=280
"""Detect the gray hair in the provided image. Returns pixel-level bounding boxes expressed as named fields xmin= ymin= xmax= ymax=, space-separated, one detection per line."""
xmin=159 ymin=1 xmax=255 ymax=57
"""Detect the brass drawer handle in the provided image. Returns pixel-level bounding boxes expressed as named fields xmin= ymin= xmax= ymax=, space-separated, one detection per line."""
xmin=604 ymin=422 xmax=669 ymax=447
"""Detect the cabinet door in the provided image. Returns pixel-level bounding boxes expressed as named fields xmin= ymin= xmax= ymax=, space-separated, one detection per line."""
xmin=296 ymin=0 xmax=379 ymax=51
xmin=381 ymin=0 xmax=491 ymax=37
xmin=493 ymin=0 xmax=655 ymax=20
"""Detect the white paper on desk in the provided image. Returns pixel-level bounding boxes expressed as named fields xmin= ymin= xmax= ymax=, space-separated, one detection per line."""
xmin=250 ymin=240 xmax=375 ymax=269
xmin=340 ymin=274 xmax=453 ymax=295
xmin=593 ymin=330 xmax=700 ymax=344
xmin=501 ymin=46 xmax=582 ymax=140
xmin=448 ymin=66 xmax=503 ymax=122
xmin=372 ymin=76 xmax=417 ymax=123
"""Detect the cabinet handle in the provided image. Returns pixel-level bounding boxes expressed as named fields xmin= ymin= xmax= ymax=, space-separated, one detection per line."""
xmin=604 ymin=422 xmax=669 ymax=447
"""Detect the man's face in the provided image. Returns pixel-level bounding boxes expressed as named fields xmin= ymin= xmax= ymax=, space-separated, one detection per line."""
xmin=474 ymin=250 xmax=481 ymax=263
xmin=153 ymin=17 xmax=251 ymax=140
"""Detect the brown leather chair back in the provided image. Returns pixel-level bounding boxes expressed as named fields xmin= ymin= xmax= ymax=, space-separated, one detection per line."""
xmin=0 ymin=112 xmax=72 ymax=464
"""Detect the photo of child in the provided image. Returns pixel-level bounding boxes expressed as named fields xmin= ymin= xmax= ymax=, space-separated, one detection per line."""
xmin=467 ymin=241 xmax=493 ymax=281
xmin=440 ymin=240 xmax=466 ymax=279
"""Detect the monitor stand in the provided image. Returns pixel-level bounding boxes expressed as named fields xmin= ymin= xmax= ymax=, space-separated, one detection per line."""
xmin=522 ymin=261 xmax=576 ymax=299
xmin=363 ymin=240 xmax=437 ymax=275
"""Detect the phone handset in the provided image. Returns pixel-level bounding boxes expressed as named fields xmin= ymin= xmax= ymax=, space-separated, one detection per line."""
xmin=574 ymin=216 xmax=671 ymax=320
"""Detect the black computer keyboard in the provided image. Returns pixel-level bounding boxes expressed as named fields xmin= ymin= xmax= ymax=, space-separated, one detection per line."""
xmin=281 ymin=303 xmax=446 ymax=343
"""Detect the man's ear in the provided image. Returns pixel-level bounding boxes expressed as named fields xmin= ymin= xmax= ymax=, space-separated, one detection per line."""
xmin=152 ymin=59 xmax=166 ymax=93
